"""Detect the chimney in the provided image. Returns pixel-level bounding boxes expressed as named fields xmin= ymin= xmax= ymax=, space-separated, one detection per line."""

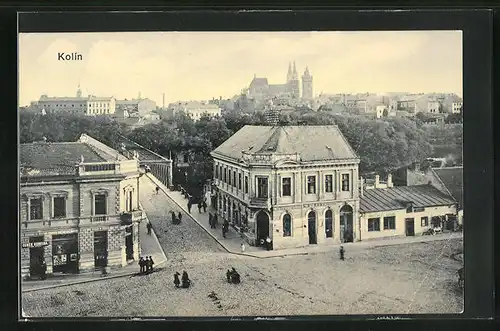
xmin=374 ymin=175 xmax=380 ymax=188
xmin=387 ymin=173 xmax=393 ymax=188
xmin=360 ymin=177 xmax=365 ymax=197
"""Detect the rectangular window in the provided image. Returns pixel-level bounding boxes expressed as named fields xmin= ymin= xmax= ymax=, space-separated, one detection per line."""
xmin=368 ymin=218 xmax=380 ymax=232
xmin=421 ymin=216 xmax=429 ymax=227
xmin=282 ymin=177 xmax=291 ymax=196
xmin=53 ymin=197 xmax=66 ymax=218
xmin=244 ymin=176 xmax=248 ymax=194
xmin=233 ymin=170 xmax=237 ymax=187
xmin=224 ymin=169 xmax=227 ymax=183
xmin=238 ymin=174 xmax=242 ymax=190
xmin=307 ymin=176 xmax=316 ymax=194
xmin=383 ymin=216 xmax=396 ymax=230
xmin=342 ymin=174 xmax=350 ymax=191
xmin=215 ymin=165 xmax=219 ymax=179
xmin=325 ymin=174 xmax=333 ymax=193
xmin=29 ymin=197 xmax=43 ymax=220
xmin=94 ymin=194 xmax=107 ymax=215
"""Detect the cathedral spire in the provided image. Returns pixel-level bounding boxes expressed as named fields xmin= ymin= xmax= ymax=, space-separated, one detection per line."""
xmin=292 ymin=61 xmax=298 ymax=80
xmin=287 ymin=62 xmax=292 ymax=82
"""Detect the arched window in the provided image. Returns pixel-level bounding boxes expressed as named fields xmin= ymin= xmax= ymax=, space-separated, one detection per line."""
xmin=283 ymin=214 xmax=292 ymax=237
xmin=325 ymin=209 xmax=333 ymax=238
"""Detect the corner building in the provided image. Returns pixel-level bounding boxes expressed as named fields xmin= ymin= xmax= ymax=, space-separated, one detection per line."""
xmin=211 ymin=125 xmax=361 ymax=250
xmin=20 ymin=134 xmax=144 ymax=279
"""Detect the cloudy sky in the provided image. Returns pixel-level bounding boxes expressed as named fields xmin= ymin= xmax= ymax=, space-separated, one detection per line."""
xmin=18 ymin=31 xmax=462 ymax=106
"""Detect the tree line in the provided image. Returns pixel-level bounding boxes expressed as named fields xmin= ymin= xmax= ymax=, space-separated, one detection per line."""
xmin=20 ymin=109 xmax=461 ymax=193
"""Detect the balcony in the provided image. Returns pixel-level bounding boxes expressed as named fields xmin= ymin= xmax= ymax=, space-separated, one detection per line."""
xmin=21 ymin=215 xmax=121 ymax=230
xmin=249 ymin=197 xmax=271 ymax=208
xmin=120 ymin=210 xmax=145 ymax=225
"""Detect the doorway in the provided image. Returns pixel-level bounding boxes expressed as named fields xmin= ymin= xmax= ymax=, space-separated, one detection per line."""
xmin=52 ymin=233 xmax=79 ymax=274
xmin=340 ymin=205 xmax=354 ymax=243
xmin=405 ymin=218 xmax=415 ymax=236
xmin=29 ymin=236 xmax=46 ymax=279
xmin=125 ymin=226 xmax=134 ymax=261
xmin=94 ymin=231 xmax=108 ymax=269
xmin=257 ymin=177 xmax=269 ymax=199
xmin=256 ymin=211 xmax=270 ymax=245
xmin=308 ymin=211 xmax=317 ymax=244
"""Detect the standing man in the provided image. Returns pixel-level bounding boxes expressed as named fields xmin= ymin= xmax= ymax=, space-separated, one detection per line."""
xmin=187 ymin=200 xmax=192 ymax=214
xmin=339 ymin=245 xmax=345 ymax=261
xmin=265 ymin=236 xmax=272 ymax=251
xmin=202 ymin=199 xmax=207 ymax=213
xmin=155 ymin=186 xmax=160 ymax=194
xmin=139 ymin=257 xmax=145 ymax=274
xmin=178 ymin=212 xmax=182 ymax=223
xmin=146 ymin=221 xmax=152 ymax=235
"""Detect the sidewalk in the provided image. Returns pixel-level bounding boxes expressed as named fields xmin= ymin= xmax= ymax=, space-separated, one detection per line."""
xmin=21 ymin=208 xmax=167 ymax=293
xmin=146 ymin=173 xmax=463 ymax=259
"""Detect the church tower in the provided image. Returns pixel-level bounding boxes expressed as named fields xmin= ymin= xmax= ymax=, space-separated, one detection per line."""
xmin=302 ymin=66 xmax=313 ymax=100
xmin=289 ymin=61 xmax=300 ymax=99
xmin=286 ymin=62 xmax=293 ymax=83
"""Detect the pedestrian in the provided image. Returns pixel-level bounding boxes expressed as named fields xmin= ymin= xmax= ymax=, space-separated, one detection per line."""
xmin=187 ymin=201 xmax=192 ymax=213
xmin=40 ymin=259 xmax=47 ymax=280
xmin=339 ymin=245 xmax=345 ymax=261
xmin=171 ymin=211 xmax=176 ymax=223
xmin=144 ymin=256 xmax=150 ymax=273
xmin=178 ymin=212 xmax=182 ymax=223
xmin=155 ymin=186 xmax=160 ymax=195
xmin=208 ymin=213 xmax=212 ymax=228
xmin=231 ymin=267 xmax=240 ymax=284
xmin=146 ymin=221 xmax=152 ymax=235
xmin=226 ymin=269 xmax=232 ymax=283
xmin=148 ymin=256 xmax=155 ymax=273
xmin=198 ymin=202 xmax=202 ymax=213
xmin=181 ymin=270 xmax=191 ymax=288
xmin=265 ymin=236 xmax=272 ymax=251
xmin=174 ymin=272 xmax=181 ymax=287
xmin=213 ymin=214 xmax=218 ymax=229
xmin=202 ymin=200 xmax=207 ymax=213
xmin=241 ymin=242 xmax=246 ymax=253
xmin=222 ymin=225 xmax=227 ymax=238
xmin=139 ymin=257 xmax=145 ymax=274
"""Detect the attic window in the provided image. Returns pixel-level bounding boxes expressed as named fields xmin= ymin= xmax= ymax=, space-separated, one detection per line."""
xmin=406 ymin=202 xmax=414 ymax=213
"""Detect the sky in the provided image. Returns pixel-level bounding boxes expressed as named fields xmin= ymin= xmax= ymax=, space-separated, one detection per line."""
xmin=18 ymin=31 xmax=462 ymax=107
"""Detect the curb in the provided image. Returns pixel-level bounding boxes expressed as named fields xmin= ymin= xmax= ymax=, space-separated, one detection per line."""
xmin=22 ymin=259 xmax=168 ymax=293
xmin=139 ymin=202 xmax=169 ymax=264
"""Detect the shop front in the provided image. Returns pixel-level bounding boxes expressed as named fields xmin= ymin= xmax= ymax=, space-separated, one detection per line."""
xmin=26 ymin=236 xmax=49 ymax=279
xmin=94 ymin=230 xmax=108 ymax=269
xmin=52 ymin=233 xmax=79 ymax=274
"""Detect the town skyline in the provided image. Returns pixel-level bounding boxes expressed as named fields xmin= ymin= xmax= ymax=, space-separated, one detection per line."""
xmin=19 ymin=31 xmax=462 ymax=107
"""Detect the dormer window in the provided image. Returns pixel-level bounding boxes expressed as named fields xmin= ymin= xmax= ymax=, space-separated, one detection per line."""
xmin=406 ymin=202 xmax=414 ymax=213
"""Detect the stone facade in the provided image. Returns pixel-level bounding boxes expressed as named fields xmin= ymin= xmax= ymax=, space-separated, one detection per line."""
xmin=20 ymin=136 xmax=144 ymax=280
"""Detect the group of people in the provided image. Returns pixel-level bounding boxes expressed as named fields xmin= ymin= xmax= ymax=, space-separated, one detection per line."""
xmin=173 ymin=270 xmax=191 ymax=288
xmin=138 ymin=256 xmax=155 ymax=274
xmin=171 ymin=211 xmax=182 ymax=225
xmin=226 ymin=267 xmax=241 ymax=284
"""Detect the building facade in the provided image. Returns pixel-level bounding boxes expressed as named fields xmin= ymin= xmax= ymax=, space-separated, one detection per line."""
xmin=359 ymin=181 xmax=457 ymax=240
xmin=169 ymin=101 xmax=221 ymax=121
xmin=211 ymin=125 xmax=361 ymax=250
xmin=301 ymin=67 xmax=313 ymax=100
xmin=20 ymin=134 xmax=144 ymax=280
xmin=116 ymin=98 xmax=157 ymax=117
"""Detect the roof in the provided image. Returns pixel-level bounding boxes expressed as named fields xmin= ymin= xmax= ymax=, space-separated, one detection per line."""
xmin=250 ymin=77 xmax=269 ymax=87
xmin=20 ymin=142 xmax=106 ymax=177
xmin=212 ymin=125 xmax=359 ymax=162
xmin=39 ymin=97 xmax=87 ymax=102
xmin=432 ymin=167 xmax=463 ymax=208
xmin=360 ymin=184 xmax=456 ymax=213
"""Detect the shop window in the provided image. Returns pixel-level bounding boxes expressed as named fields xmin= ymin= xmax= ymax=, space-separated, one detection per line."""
xmin=282 ymin=177 xmax=291 ymax=196
xmin=342 ymin=174 xmax=350 ymax=191
xmin=53 ymin=197 xmax=66 ymax=218
xmin=383 ymin=216 xmax=396 ymax=230
xmin=307 ymin=176 xmax=316 ymax=194
xmin=368 ymin=218 xmax=380 ymax=232
xmin=30 ymin=197 xmax=43 ymax=220
xmin=282 ymin=214 xmax=292 ymax=237
xmin=421 ymin=216 xmax=429 ymax=227
xmin=325 ymin=174 xmax=333 ymax=193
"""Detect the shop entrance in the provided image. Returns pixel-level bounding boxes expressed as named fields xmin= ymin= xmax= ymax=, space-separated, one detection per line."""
xmin=308 ymin=211 xmax=317 ymax=244
xmin=52 ymin=233 xmax=79 ymax=274
xmin=94 ymin=231 xmax=108 ymax=269
xmin=405 ymin=218 xmax=415 ymax=236
xmin=29 ymin=236 xmax=46 ymax=279
xmin=125 ymin=226 xmax=134 ymax=261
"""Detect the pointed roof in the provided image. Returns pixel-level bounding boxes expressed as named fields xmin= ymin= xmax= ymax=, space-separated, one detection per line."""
xmin=211 ymin=125 xmax=359 ymax=162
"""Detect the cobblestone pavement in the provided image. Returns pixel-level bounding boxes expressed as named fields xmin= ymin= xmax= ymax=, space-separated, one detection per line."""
xmin=22 ymin=238 xmax=463 ymax=317
xmin=139 ymin=177 xmax=226 ymax=266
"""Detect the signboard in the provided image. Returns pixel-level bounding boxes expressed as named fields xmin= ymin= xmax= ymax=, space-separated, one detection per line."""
xmin=22 ymin=241 xmax=49 ymax=249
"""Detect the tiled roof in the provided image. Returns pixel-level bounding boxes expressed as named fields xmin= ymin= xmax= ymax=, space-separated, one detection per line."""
xmin=250 ymin=77 xmax=269 ymax=87
xmin=360 ymin=184 xmax=456 ymax=213
xmin=432 ymin=167 xmax=463 ymax=208
xmin=20 ymin=142 xmax=106 ymax=177
xmin=212 ymin=125 xmax=359 ymax=162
